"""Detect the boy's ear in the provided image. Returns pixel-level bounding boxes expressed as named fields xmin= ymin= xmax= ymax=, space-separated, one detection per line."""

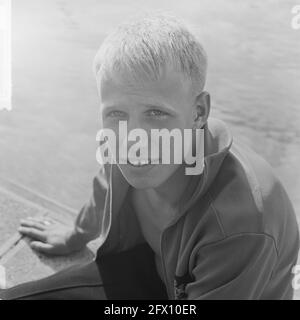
xmin=193 ymin=91 xmax=211 ymax=129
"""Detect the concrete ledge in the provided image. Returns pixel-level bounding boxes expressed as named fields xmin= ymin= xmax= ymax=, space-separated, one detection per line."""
xmin=0 ymin=177 xmax=77 ymax=218
xmin=0 ymin=178 xmax=100 ymax=289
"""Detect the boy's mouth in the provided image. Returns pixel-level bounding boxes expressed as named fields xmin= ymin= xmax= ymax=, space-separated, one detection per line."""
xmin=124 ymin=158 xmax=160 ymax=167
xmin=128 ymin=160 xmax=151 ymax=167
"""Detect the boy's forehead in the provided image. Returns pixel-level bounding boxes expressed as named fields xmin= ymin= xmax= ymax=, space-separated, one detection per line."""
xmin=99 ymin=67 xmax=192 ymax=103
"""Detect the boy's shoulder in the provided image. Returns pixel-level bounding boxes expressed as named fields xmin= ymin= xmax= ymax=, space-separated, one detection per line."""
xmin=201 ymin=140 xmax=298 ymax=246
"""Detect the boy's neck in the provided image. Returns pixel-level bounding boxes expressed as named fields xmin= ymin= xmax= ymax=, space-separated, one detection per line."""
xmin=136 ymin=164 xmax=200 ymax=213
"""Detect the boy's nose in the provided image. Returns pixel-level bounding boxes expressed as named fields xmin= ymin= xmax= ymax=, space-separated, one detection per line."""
xmin=120 ymin=120 xmax=151 ymax=155
xmin=126 ymin=117 xmax=143 ymax=132
xmin=126 ymin=119 xmax=151 ymax=137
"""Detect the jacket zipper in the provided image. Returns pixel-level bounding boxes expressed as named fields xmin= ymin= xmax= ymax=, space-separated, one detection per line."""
xmin=160 ymin=229 xmax=172 ymax=299
xmin=159 ymin=164 xmax=208 ymax=299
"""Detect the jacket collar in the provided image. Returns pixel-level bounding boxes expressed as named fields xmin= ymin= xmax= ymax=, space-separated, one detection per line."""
xmin=172 ymin=117 xmax=233 ymax=223
xmin=195 ymin=117 xmax=233 ymax=200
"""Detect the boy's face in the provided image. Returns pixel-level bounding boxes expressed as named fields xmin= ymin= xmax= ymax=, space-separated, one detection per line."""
xmin=98 ymin=66 xmax=207 ymax=189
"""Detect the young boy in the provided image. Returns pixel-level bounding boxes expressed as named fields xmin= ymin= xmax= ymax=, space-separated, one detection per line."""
xmin=0 ymin=12 xmax=299 ymax=300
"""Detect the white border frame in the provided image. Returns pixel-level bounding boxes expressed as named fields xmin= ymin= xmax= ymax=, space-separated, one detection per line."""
xmin=0 ymin=0 xmax=11 ymax=111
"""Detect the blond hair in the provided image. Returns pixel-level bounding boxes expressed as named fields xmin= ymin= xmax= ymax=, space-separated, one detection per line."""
xmin=93 ymin=11 xmax=207 ymax=95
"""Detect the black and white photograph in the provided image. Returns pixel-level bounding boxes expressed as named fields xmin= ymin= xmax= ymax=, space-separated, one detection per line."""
xmin=0 ymin=0 xmax=300 ymax=303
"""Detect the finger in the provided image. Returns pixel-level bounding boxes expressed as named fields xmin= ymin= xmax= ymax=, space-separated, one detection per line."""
xmin=30 ymin=241 xmax=53 ymax=254
xmin=27 ymin=216 xmax=54 ymax=224
xmin=18 ymin=227 xmax=47 ymax=242
xmin=27 ymin=216 xmax=55 ymax=227
xmin=43 ymin=220 xmax=52 ymax=226
xmin=26 ymin=216 xmax=45 ymax=222
xmin=20 ymin=220 xmax=47 ymax=231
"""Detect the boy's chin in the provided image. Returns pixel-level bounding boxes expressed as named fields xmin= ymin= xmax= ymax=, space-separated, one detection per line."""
xmin=118 ymin=164 xmax=180 ymax=190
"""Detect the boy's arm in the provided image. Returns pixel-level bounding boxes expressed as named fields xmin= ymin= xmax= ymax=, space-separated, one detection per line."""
xmin=70 ymin=166 xmax=109 ymax=247
xmin=185 ymin=233 xmax=280 ymax=300
xmin=19 ymin=167 xmax=109 ymax=255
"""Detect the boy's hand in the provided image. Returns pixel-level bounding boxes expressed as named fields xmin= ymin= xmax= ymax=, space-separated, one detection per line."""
xmin=18 ymin=217 xmax=84 ymax=256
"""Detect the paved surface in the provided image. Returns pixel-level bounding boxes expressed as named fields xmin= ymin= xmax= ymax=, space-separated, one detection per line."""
xmin=0 ymin=179 xmax=100 ymax=289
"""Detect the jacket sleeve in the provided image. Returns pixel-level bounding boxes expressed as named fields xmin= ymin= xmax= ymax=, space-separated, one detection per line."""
xmin=185 ymin=233 xmax=278 ymax=300
xmin=73 ymin=166 xmax=110 ymax=244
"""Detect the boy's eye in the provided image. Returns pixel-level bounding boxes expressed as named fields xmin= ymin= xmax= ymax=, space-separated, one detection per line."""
xmin=145 ymin=109 xmax=170 ymax=117
xmin=105 ymin=110 xmax=127 ymax=118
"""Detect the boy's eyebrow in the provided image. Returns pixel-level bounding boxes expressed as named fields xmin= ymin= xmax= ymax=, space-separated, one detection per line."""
xmin=103 ymin=102 xmax=178 ymax=114
xmin=141 ymin=102 xmax=177 ymax=113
